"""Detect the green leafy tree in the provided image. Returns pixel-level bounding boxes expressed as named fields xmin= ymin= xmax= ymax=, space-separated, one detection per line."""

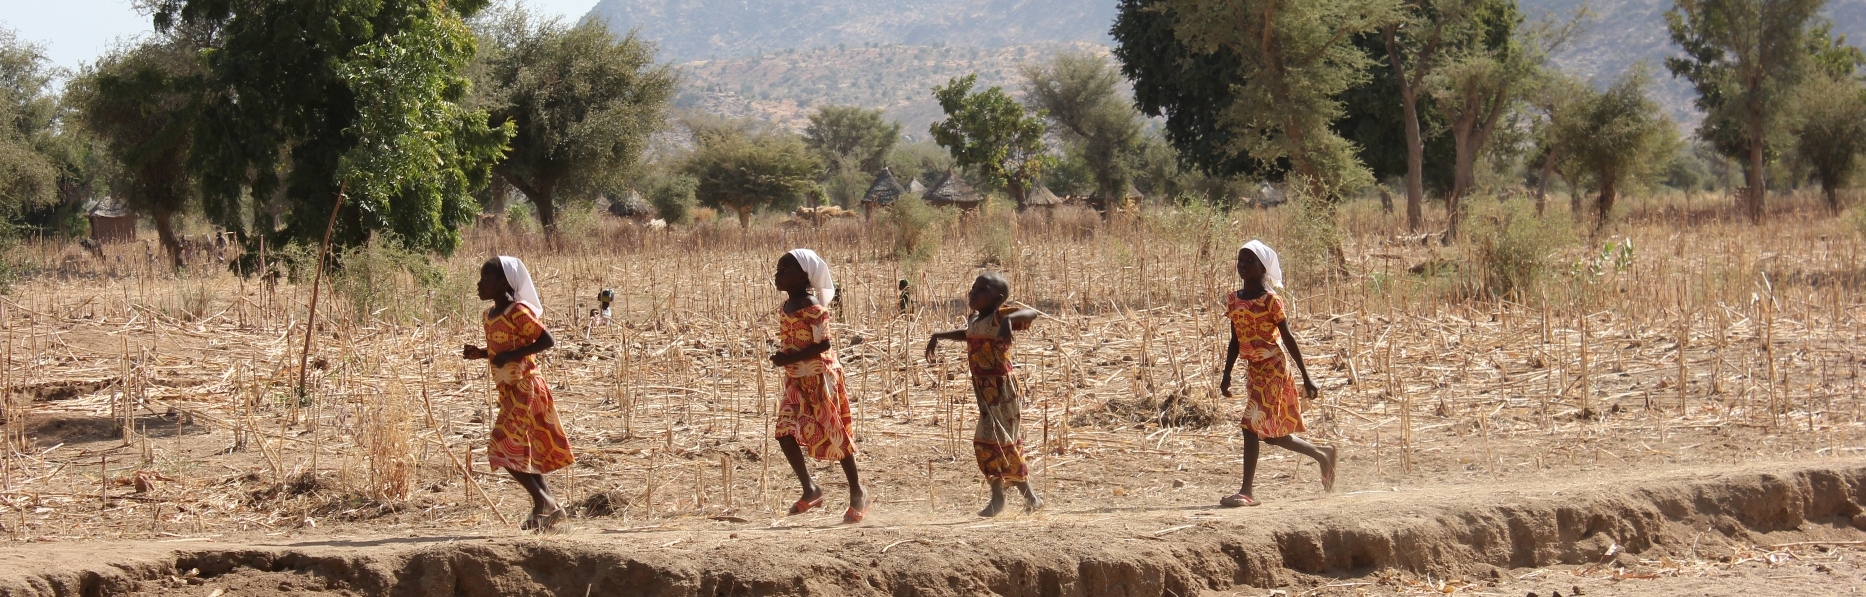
xmin=929 ymin=74 xmax=1049 ymax=204
xmin=804 ymin=106 xmax=900 ymax=207
xmin=475 ymin=6 xmax=676 ymax=233
xmin=68 ymin=38 xmax=205 ymax=264
xmin=155 ymin=0 xmax=511 ymax=258
xmin=0 ymin=29 xmax=62 ymax=218
xmin=1789 ymin=73 xmax=1866 ymax=212
xmin=1021 ymin=52 xmax=1145 ymax=205
xmin=1159 ymin=0 xmax=1402 ymax=200
xmin=1378 ymin=0 xmax=1518 ymax=229
xmin=1553 ymin=69 xmax=1677 ymax=231
xmin=1524 ymin=70 xmax=1591 ymax=215
xmin=682 ymin=123 xmax=820 ymax=228
xmin=1665 ymin=0 xmax=1827 ymax=223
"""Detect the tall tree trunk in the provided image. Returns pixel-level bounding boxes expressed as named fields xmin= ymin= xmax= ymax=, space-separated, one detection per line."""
xmin=1384 ymin=28 xmax=1428 ymax=231
xmin=153 ymin=208 xmax=184 ymax=268
xmin=735 ymin=206 xmax=752 ymax=228
xmin=1595 ymin=174 xmax=1617 ymax=232
xmin=1823 ymin=181 xmax=1839 ymax=213
xmin=1447 ymin=117 xmax=1476 ymax=242
xmin=532 ymin=188 xmax=558 ymax=233
xmin=1745 ymin=122 xmax=1766 ymax=223
xmin=1534 ymin=149 xmax=1559 ymax=217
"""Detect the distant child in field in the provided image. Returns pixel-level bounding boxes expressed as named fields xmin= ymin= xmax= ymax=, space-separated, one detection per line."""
xmin=1219 ymin=241 xmax=1337 ymax=507
xmin=462 ymin=256 xmax=576 ymax=531
xmin=770 ymin=249 xmax=869 ymax=523
xmin=925 ymin=273 xmax=1043 ymax=517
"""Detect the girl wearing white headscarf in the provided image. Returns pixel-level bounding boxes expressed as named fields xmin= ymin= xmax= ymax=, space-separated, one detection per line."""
xmin=463 ymin=256 xmax=574 ymax=532
xmin=1218 ymin=240 xmax=1337 ymax=507
xmin=769 ymin=249 xmax=868 ymax=523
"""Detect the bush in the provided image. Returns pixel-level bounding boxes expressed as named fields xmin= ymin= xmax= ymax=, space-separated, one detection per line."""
xmin=645 ymin=174 xmax=698 ymax=224
xmin=877 ymin=195 xmax=947 ymax=267
xmin=977 ymin=196 xmax=1018 ymax=266
xmin=332 ymin=241 xmax=445 ymax=324
xmin=1283 ymin=185 xmax=1345 ymax=280
xmin=1466 ymin=198 xmax=1575 ymax=298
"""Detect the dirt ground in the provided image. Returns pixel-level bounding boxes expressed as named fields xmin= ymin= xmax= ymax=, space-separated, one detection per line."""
xmin=2 ymin=200 xmax=1864 ymax=594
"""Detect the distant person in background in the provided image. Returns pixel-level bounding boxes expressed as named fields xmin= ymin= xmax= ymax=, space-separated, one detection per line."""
xmin=1219 ymin=241 xmax=1337 ymax=507
xmin=463 ymin=256 xmax=575 ymax=531
xmin=925 ymin=272 xmax=1043 ymax=517
xmin=769 ymin=249 xmax=869 ymax=523
xmin=590 ymin=288 xmax=615 ymax=325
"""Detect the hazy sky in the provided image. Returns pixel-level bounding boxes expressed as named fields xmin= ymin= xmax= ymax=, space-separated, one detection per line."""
xmin=1 ymin=0 xmax=600 ymax=73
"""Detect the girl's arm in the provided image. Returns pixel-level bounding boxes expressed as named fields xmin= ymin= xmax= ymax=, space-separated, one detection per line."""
xmin=490 ymin=329 xmax=555 ymax=366
xmin=770 ymin=341 xmax=831 ymax=367
xmin=1220 ymin=331 xmax=1239 ymax=397
xmin=462 ymin=345 xmax=488 ymax=360
xmin=1277 ymin=321 xmax=1319 ymax=398
xmin=1002 ymin=307 xmax=1041 ymax=329
xmin=923 ymin=329 xmax=967 ymax=362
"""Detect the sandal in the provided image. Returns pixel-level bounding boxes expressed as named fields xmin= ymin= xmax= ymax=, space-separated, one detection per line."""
xmin=1320 ymin=446 xmax=1339 ymax=493
xmin=789 ymin=495 xmax=825 ymax=516
xmin=842 ymin=504 xmax=869 ymax=524
xmin=1220 ymin=493 xmax=1259 ymax=508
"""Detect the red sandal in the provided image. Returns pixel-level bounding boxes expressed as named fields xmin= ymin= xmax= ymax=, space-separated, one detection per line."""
xmin=842 ymin=503 xmax=869 ymax=524
xmin=789 ymin=495 xmax=825 ymax=516
xmin=1220 ymin=493 xmax=1259 ymax=508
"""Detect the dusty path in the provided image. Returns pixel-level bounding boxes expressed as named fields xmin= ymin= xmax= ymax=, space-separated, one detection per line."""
xmin=3 ymin=459 xmax=1864 ymax=597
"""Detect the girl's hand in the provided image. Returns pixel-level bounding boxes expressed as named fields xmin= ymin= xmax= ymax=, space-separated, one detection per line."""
xmin=768 ymin=352 xmax=784 ymax=367
xmin=462 ymin=345 xmax=487 ymax=360
xmin=923 ymin=338 xmax=938 ymax=363
xmin=490 ymin=352 xmax=514 ymax=367
xmin=1302 ymin=379 xmax=1319 ymax=400
xmin=1219 ymin=375 xmax=1232 ymax=398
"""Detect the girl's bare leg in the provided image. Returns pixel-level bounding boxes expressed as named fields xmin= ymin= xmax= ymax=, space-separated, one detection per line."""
xmin=1013 ymin=481 xmax=1042 ymax=513
xmin=1239 ymin=430 xmax=1262 ymax=496
xmin=838 ymin=455 xmax=866 ymax=509
xmin=1266 ymin=434 xmax=1337 ymax=490
xmin=777 ymin=436 xmax=821 ymax=503
xmin=980 ymin=479 xmax=1007 ymax=517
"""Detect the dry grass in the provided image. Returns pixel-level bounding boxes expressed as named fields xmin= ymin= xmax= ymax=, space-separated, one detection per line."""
xmin=0 ymin=190 xmax=1861 ymax=539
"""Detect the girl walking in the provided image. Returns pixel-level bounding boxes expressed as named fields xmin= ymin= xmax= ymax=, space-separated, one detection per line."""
xmin=925 ymin=273 xmax=1043 ymax=517
xmin=770 ymin=249 xmax=870 ymax=523
xmin=462 ymin=256 xmax=576 ymax=531
xmin=1219 ymin=241 xmax=1337 ymax=507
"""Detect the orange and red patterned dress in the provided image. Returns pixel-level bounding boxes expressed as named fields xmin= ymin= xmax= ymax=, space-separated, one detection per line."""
xmin=484 ymin=302 xmax=575 ymax=474
xmin=775 ymin=304 xmax=856 ymax=461
xmin=968 ymin=306 xmax=1028 ymax=483
xmin=1225 ymin=290 xmax=1305 ymax=439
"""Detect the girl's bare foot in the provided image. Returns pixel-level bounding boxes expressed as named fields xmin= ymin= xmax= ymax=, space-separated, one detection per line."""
xmin=536 ymin=508 xmax=568 ymax=533
xmin=1319 ymin=445 xmax=1339 ymax=493
xmin=978 ymin=496 xmax=1007 ymax=517
xmin=1023 ymin=494 xmax=1043 ymax=514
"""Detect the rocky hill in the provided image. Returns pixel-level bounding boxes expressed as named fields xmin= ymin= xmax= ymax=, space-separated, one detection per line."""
xmin=589 ymin=0 xmax=1866 ymax=130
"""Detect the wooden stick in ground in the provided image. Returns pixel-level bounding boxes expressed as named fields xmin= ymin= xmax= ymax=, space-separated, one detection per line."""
xmin=297 ymin=184 xmax=347 ymax=398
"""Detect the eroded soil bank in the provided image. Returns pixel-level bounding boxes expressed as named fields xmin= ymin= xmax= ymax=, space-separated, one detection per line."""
xmin=5 ymin=460 xmax=1864 ymax=597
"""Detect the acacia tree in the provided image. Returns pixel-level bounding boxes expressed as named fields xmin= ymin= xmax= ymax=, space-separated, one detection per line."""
xmin=1021 ymin=52 xmax=1145 ymax=205
xmin=1523 ymin=70 xmax=1590 ymax=216
xmin=69 ymin=39 xmax=204 ymax=264
xmin=1379 ymin=0 xmax=1518 ymax=229
xmin=805 ymin=106 xmax=900 ymax=207
xmin=929 ymin=74 xmax=1049 ymax=204
xmin=1161 ymin=0 xmax=1402 ymax=200
xmin=1553 ymin=69 xmax=1677 ymax=232
xmin=155 ymin=0 xmax=511 ymax=258
xmin=1665 ymin=0 xmax=1826 ymax=223
xmin=1789 ymin=25 xmax=1866 ymax=212
xmin=682 ymin=124 xmax=819 ymax=228
xmin=476 ymin=6 xmax=676 ymax=233
xmin=0 ymin=29 xmax=62 ymax=218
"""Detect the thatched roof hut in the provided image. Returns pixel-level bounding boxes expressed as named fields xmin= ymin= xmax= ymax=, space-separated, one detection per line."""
xmin=906 ymin=178 xmax=927 ymax=195
xmin=1021 ymin=182 xmax=1063 ymax=209
xmin=923 ymin=169 xmax=984 ymax=209
xmin=86 ymin=197 xmax=137 ymax=244
xmin=601 ymin=191 xmax=654 ymax=221
xmin=860 ymin=168 xmax=908 ymax=208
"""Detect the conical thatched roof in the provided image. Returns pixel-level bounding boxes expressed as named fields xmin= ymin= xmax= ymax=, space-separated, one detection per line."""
xmin=87 ymin=196 xmax=131 ymax=218
xmin=603 ymin=190 xmax=653 ymax=219
xmin=861 ymin=168 xmax=908 ymax=207
xmin=923 ymin=169 xmax=983 ymax=207
xmin=907 ymin=178 xmax=927 ymax=195
xmin=1022 ymin=182 xmax=1063 ymax=207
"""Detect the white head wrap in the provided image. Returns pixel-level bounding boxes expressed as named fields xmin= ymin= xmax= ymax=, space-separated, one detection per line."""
xmin=786 ymin=248 xmax=835 ymax=305
xmin=1240 ymin=240 xmax=1283 ymax=288
xmin=498 ymin=256 xmax=544 ymax=317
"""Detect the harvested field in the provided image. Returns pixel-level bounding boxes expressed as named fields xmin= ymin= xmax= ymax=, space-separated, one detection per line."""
xmin=0 ymin=194 xmax=1863 ymax=595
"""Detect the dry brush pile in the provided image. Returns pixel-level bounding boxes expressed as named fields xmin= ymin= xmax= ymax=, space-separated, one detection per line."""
xmin=0 ymin=193 xmax=1861 ymax=541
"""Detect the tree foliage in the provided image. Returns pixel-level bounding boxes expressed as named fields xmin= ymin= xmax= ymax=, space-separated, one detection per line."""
xmin=681 ymin=121 xmax=820 ymax=227
xmin=1789 ymin=72 xmax=1866 ymax=211
xmin=929 ymin=74 xmax=1049 ymax=203
xmin=0 ymin=29 xmax=63 ymax=218
xmin=69 ymin=38 xmax=205 ymax=263
xmin=1550 ymin=69 xmax=1677 ymax=231
xmin=1158 ymin=0 xmax=1402 ymax=200
xmin=1378 ymin=0 xmax=1517 ymax=229
xmin=475 ymin=5 xmax=676 ymax=233
xmin=154 ymin=0 xmax=511 ymax=259
xmin=1665 ymin=0 xmax=1827 ymax=222
xmin=804 ymin=105 xmax=900 ymax=207
xmin=1021 ymin=52 xmax=1145 ymax=205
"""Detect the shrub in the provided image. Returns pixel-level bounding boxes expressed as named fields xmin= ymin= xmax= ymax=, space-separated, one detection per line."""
xmin=977 ymin=196 xmax=1018 ymax=266
xmin=1466 ymin=198 xmax=1576 ymax=298
xmin=332 ymin=241 xmax=444 ymax=324
xmin=645 ymin=174 xmax=698 ymax=224
xmin=877 ymin=195 xmax=947 ymax=268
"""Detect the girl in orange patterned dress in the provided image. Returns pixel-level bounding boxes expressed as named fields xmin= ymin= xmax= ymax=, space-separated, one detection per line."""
xmin=769 ymin=249 xmax=869 ymax=523
xmin=462 ymin=257 xmax=576 ymax=531
xmin=1219 ymin=241 xmax=1337 ymax=507
xmin=925 ymin=273 xmax=1043 ymax=517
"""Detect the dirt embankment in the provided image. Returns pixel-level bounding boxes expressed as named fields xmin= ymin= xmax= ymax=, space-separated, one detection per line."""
xmin=5 ymin=461 xmax=1864 ymax=597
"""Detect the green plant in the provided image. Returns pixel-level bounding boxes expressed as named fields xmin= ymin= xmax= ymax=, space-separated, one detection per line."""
xmin=879 ymin=195 xmax=946 ymax=267
xmin=644 ymin=173 xmax=698 ymax=224
xmin=332 ymin=241 xmax=444 ymax=323
xmin=1466 ymin=198 xmax=1575 ymax=297
xmin=977 ymin=196 xmax=1018 ymax=266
